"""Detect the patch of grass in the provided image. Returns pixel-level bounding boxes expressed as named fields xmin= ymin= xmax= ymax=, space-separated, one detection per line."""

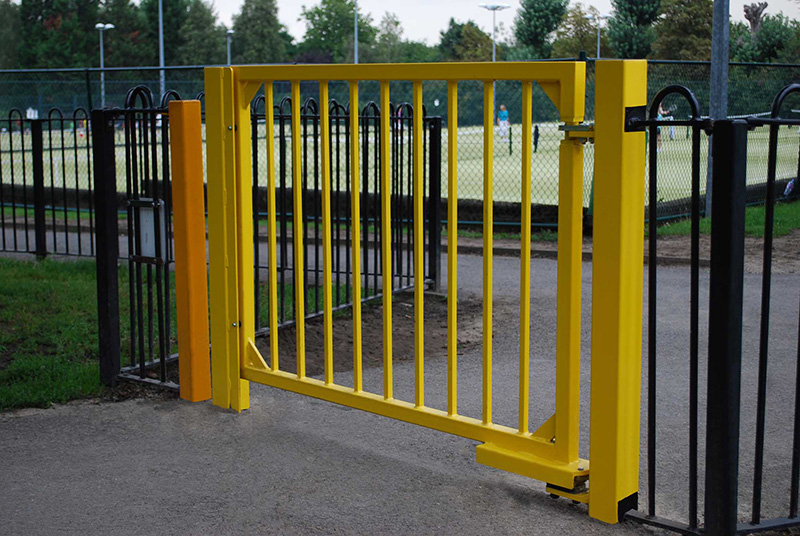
xmin=457 ymin=228 xmax=557 ymax=242
xmin=655 ymin=200 xmax=800 ymax=238
xmin=0 ymin=258 xmax=103 ymax=410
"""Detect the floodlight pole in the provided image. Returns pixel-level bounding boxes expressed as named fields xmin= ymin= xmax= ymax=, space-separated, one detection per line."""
xmin=226 ymin=30 xmax=234 ymax=66
xmin=479 ymin=4 xmax=509 ymax=121
xmin=707 ymin=0 xmax=731 ymax=217
xmin=354 ymin=1 xmax=359 ymax=64
xmin=158 ymin=0 xmax=165 ymax=99
xmin=96 ymin=23 xmax=115 ymax=109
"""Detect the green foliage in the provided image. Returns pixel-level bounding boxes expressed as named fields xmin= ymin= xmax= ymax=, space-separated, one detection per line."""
xmin=0 ymin=0 xmax=20 ymax=68
xmin=512 ymin=0 xmax=568 ymax=59
xmin=232 ymin=0 xmax=286 ymax=64
xmin=656 ymin=200 xmax=800 ymax=238
xmin=373 ymin=12 xmax=403 ymax=62
xmin=438 ymin=18 xmax=493 ymax=61
xmin=608 ymin=0 xmax=660 ymax=58
xmin=551 ymin=3 xmax=611 ymax=58
xmin=100 ymin=0 xmax=149 ymax=68
xmin=140 ymin=0 xmax=189 ymax=66
xmin=653 ymin=0 xmax=712 ymax=60
xmin=19 ymin=0 xmax=99 ymax=68
xmin=299 ymin=0 xmax=375 ymax=63
xmin=176 ymin=0 xmax=226 ymax=66
xmin=730 ymin=15 xmax=797 ymax=63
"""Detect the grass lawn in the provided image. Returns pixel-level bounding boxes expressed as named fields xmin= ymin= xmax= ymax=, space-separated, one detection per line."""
xmin=0 ymin=259 xmax=102 ymax=410
xmin=3 ymin=122 xmax=798 ymax=211
xmin=656 ymin=199 xmax=800 ymax=238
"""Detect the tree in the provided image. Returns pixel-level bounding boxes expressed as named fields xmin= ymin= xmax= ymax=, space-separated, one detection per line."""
xmin=551 ymin=3 xmax=612 ymax=58
xmin=652 ymin=0 xmax=712 ymax=60
xmin=299 ymin=0 xmax=375 ymax=63
xmin=19 ymin=0 xmax=99 ymax=68
xmin=140 ymin=0 xmax=189 ymax=66
xmin=730 ymin=14 xmax=795 ymax=63
xmin=608 ymin=0 xmax=660 ymax=58
xmin=99 ymin=0 xmax=148 ymax=68
xmin=513 ymin=0 xmax=568 ymax=59
xmin=176 ymin=0 xmax=225 ymax=65
xmin=373 ymin=12 xmax=403 ymax=62
xmin=0 ymin=0 xmax=20 ymax=68
xmin=232 ymin=0 xmax=286 ymax=63
xmin=438 ymin=18 xmax=493 ymax=61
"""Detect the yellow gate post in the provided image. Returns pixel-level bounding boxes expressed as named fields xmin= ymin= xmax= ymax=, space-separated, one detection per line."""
xmin=205 ymin=67 xmax=249 ymax=411
xmin=169 ymin=100 xmax=212 ymax=402
xmin=589 ymin=59 xmax=647 ymax=523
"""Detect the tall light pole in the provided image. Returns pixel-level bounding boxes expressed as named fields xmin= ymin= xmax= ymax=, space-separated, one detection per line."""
xmin=594 ymin=14 xmax=610 ymax=59
xmin=479 ymin=4 xmax=509 ymax=122
xmin=158 ymin=0 xmax=165 ymax=98
xmin=479 ymin=3 xmax=510 ymax=62
xmin=354 ymin=1 xmax=359 ymax=64
xmin=95 ymin=23 xmax=115 ymax=109
xmin=226 ymin=29 xmax=234 ymax=66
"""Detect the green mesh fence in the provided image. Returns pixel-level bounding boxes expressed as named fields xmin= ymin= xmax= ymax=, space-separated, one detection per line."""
xmin=1 ymin=60 xmax=799 ymax=227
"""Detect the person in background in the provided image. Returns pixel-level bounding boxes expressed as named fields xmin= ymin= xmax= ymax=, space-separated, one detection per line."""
xmin=534 ymin=124 xmax=540 ymax=153
xmin=497 ymin=104 xmax=510 ymax=140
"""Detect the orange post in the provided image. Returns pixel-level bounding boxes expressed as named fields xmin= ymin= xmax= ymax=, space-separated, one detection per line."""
xmin=169 ymin=100 xmax=212 ymax=402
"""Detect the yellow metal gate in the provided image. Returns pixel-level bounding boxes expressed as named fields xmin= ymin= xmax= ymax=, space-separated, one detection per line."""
xmin=202 ymin=60 xmax=646 ymax=524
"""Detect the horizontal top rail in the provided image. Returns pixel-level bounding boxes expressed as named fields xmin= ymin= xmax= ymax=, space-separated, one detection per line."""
xmin=232 ymin=61 xmax=582 ymax=82
xmin=227 ymin=61 xmax=587 ymax=124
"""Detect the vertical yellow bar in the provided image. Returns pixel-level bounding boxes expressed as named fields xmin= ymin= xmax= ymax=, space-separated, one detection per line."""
xmin=291 ymin=81 xmax=306 ymax=379
xmin=447 ymin=81 xmax=458 ymax=416
xmin=380 ymin=81 xmax=393 ymax=399
xmin=519 ymin=81 xmax=532 ymax=433
xmin=320 ymin=81 xmax=334 ymax=385
xmin=482 ymin=80 xmax=493 ymax=425
xmin=169 ymin=100 xmax=211 ymax=403
xmin=413 ymin=80 xmax=425 ymax=408
xmin=265 ymin=83 xmax=279 ymax=371
xmin=554 ymin=137 xmax=584 ymax=462
xmin=233 ymin=77 xmax=256 ymax=413
xmin=589 ymin=59 xmax=647 ymax=524
xmin=350 ymin=81 xmax=363 ymax=393
xmin=205 ymin=67 xmax=247 ymax=410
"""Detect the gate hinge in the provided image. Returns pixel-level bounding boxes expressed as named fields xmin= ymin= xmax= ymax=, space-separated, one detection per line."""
xmin=559 ymin=123 xmax=594 ymax=142
xmin=624 ymin=105 xmax=648 ymax=132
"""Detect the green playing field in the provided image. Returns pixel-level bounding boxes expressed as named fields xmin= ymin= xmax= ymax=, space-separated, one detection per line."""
xmin=1 ymin=121 xmax=798 ymax=209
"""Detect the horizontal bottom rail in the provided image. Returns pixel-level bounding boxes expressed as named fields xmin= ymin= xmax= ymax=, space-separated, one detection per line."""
xmin=242 ymin=357 xmax=588 ymax=489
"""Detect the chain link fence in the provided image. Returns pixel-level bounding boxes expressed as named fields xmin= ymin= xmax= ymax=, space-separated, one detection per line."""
xmin=2 ymin=59 xmax=799 ymax=228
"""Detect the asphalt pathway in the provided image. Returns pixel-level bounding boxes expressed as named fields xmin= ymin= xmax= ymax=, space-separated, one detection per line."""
xmin=2 ymin=253 xmax=800 ymax=535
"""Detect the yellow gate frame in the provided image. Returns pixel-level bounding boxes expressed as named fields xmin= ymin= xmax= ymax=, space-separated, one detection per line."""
xmin=203 ymin=60 xmax=646 ymax=524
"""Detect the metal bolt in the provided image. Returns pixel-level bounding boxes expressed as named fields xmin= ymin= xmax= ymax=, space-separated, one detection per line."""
xmin=578 ymin=466 xmax=585 ymax=471
xmin=232 ymin=322 xmax=238 ymax=327
xmin=227 ymin=125 xmax=232 ymax=130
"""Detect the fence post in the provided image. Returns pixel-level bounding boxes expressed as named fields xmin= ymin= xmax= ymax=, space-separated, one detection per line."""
xmin=31 ymin=119 xmax=47 ymax=259
xmin=169 ymin=100 xmax=212 ymax=403
xmin=704 ymin=119 xmax=747 ymax=536
xmin=92 ymin=110 xmax=120 ymax=386
xmin=427 ymin=117 xmax=442 ymax=292
xmin=589 ymin=59 xmax=648 ymax=524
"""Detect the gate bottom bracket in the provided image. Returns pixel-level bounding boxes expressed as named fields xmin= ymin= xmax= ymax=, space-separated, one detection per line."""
xmin=475 ymin=443 xmax=590 ymax=490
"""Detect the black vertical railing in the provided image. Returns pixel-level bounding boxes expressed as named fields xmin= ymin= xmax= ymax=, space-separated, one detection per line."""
xmin=31 ymin=119 xmax=47 ymax=259
xmin=704 ymin=119 xmax=748 ymax=536
xmin=92 ymin=109 xmax=121 ymax=386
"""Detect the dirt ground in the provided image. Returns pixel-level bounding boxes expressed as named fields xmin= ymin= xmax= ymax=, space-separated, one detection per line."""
xmin=255 ymin=292 xmax=484 ymax=377
xmin=656 ymin=229 xmax=800 ymax=274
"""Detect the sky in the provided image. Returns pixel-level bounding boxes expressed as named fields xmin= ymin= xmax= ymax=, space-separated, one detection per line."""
xmin=213 ymin=0 xmax=800 ymax=44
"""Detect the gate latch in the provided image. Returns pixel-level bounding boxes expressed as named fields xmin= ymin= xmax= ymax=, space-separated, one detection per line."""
xmin=624 ymin=105 xmax=648 ymax=132
xmin=559 ymin=123 xmax=594 ymax=143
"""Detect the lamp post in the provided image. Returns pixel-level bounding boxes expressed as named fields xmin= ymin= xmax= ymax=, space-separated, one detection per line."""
xmin=226 ymin=29 xmax=234 ymax=66
xmin=479 ymin=4 xmax=510 ymax=62
xmin=158 ymin=0 xmax=165 ymax=99
xmin=594 ymin=14 xmax=610 ymax=58
xmin=354 ymin=1 xmax=359 ymax=64
xmin=479 ymin=4 xmax=509 ymax=123
xmin=95 ymin=23 xmax=115 ymax=109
